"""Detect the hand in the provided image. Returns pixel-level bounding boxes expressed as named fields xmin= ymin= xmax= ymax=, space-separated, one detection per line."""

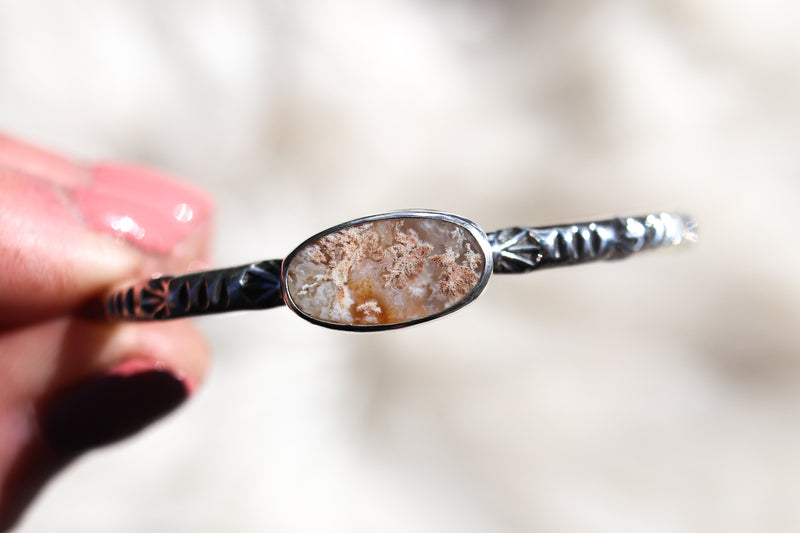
xmin=0 ymin=134 xmax=212 ymax=530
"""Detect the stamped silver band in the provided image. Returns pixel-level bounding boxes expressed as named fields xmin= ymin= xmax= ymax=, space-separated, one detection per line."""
xmin=488 ymin=212 xmax=695 ymax=273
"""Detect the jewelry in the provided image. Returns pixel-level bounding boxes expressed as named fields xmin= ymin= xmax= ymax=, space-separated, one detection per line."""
xmin=104 ymin=210 xmax=696 ymax=330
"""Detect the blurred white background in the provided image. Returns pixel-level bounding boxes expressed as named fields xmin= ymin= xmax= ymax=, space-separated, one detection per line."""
xmin=2 ymin=0 xmax=800 ymax=531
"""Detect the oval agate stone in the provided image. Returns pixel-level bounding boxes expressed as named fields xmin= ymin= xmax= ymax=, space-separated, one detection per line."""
xmin=284 ymin=215 xmax=488 ymax=328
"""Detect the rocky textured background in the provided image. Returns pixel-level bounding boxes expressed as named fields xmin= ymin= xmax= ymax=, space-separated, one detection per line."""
xmin=2 ymin=1 xmax=799 ymax=531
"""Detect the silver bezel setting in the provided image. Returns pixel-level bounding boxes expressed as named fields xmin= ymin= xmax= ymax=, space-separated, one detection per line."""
xmin=280 ymin=209 xmax=495 ymax=332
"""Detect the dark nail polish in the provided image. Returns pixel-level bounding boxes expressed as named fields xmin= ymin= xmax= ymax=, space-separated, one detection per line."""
xmin=42 ymin=365 xmax=189 ymax=452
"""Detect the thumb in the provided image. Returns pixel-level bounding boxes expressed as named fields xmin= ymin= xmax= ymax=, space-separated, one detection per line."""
xmin=0 ymin=135 xmax=213 ymax=325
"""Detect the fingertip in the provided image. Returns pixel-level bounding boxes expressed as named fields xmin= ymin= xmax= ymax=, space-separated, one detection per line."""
xmin=114 ymin=321 xmax=211 ymax=390
xmin=37 ymin=320 xmax=209 ymax=454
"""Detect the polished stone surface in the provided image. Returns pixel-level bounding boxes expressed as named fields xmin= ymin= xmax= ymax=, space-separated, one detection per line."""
xmin=285 ymin=218 xmax=484 ymax=326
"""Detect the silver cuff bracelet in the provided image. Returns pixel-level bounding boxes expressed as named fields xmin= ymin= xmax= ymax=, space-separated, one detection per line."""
xmin=104 ymin=210 xmax=696 ymax=331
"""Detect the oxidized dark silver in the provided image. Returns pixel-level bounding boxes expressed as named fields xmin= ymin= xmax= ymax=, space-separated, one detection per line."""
xmin=105 ymin=260 xmax=283 ymax=320
xmin=487 ymin=212 xmax=694 ymax=273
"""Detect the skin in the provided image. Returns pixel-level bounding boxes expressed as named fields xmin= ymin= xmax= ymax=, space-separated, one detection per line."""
xmin=0 ymin=134 xmax=211 ymax=529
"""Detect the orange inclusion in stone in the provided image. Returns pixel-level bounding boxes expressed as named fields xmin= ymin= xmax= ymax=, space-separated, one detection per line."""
xmin=349 ymin=278 xmax=395 ymax=325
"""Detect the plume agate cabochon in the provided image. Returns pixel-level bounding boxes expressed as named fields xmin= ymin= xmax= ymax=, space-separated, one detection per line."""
xmin=282 ymin=211 xmax=493 ymax=330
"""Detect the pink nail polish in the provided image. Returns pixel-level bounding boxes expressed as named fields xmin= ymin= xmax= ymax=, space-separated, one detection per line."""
xmin=73 ymin=164 xmax=213 ymax=255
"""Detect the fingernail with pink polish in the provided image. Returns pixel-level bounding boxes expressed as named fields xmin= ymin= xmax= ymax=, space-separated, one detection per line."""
xmin=73 ymin=164 xmax=213 ymax=255
xmin=42 ymin=359 xmax=190 ymax=452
